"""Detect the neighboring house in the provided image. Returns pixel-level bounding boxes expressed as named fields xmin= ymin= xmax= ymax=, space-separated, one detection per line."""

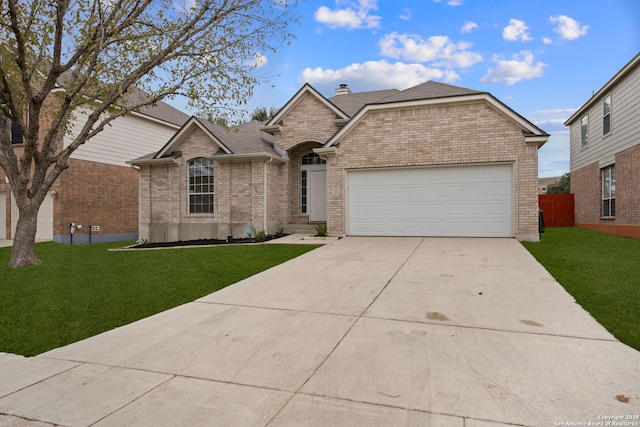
xmin=0 ymin=100 xmax=189 ymax=243
xmin=538 ymin=176 xmax=561 ymax=194
xmin=131 ymin=81 xmax=549 ymax=242
xmin=565 ymin=52 xmax=640 ymax=239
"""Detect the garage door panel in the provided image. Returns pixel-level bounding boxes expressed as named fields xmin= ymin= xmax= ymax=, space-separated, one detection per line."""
xmin=348 ymin=165 xmax=512 ymax=237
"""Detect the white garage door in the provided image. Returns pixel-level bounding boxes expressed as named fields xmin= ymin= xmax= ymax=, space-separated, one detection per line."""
xmin=348 ymin=164 xmax=513 ymax=237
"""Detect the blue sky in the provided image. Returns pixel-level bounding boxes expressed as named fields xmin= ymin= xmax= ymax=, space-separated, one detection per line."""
xmin=175 ymin=0 xmax=640 ymax=178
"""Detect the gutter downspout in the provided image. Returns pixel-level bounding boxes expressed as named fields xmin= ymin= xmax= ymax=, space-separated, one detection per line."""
xmin=264 ymin=158 xmax=273 ymax=232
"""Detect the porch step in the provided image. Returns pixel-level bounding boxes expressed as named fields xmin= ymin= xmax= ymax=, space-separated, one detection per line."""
xmin=288 ymin=224 xmax=319 ymax=234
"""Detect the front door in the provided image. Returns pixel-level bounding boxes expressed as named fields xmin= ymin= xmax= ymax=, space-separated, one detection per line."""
xmin=309 ymin=169 xmax=327 ymax=222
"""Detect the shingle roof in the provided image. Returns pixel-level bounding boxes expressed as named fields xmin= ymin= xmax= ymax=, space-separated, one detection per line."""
xmin=56 ymin=71 xmax=189 ymax=127
xmin=328 ymin=89 xmax=400 ymax=116
xmin=199 ymin=119 xmax=280 ymax=156
xmin=136 ymin=101 xmax=190 ymax=127
xmin=376 ymin=81 xmax=484 ymax=104
xmin=120 ymin=88 xmax=190 ymax=126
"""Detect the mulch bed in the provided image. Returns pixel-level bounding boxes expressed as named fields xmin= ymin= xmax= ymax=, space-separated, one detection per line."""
xmin=131 ymin=235 xmax=285 ymax=249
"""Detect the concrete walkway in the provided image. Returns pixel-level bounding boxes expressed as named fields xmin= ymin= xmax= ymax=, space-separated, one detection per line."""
xmin=1 ymin=237 xmax=639 ymax=426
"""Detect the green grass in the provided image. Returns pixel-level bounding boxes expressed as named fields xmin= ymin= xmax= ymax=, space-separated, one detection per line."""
xmin=0 ymin=241 xmax=319 ymax=356
xmin=522 ymin=228 xmax=640 ymax=351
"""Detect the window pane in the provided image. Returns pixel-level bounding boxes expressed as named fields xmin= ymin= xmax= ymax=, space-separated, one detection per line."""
xmin=603 ymin=95 xmax=611 ymax=134
xmin=11 ymin=123 xmax=23 ymax=144
xmin=610 ymin=166 xmax=616 ymax=197
xmin=603 ymin=115 xmax=611 ymax=134
xmin=601 ymin=165 xmax=616 ymax=217
xmin=188 ymin=158 xmax=214 ymax=214
xmin=580 ymin=115 xmax=588 ymax=147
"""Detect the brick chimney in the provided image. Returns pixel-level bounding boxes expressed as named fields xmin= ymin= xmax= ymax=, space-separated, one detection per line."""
xmin=334 ymin=83 xmax=351 ymax=95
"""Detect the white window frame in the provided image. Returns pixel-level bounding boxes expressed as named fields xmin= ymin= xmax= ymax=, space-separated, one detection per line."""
xmin=188 ymin=157 xmax=214 ymax=214
xmin=603 ymin=94 xmax=611 ymax=135
xmin=580 ymin=114 xmax=588 ymax=147
xmin=602 ymin=165 xmax=615 ymax=218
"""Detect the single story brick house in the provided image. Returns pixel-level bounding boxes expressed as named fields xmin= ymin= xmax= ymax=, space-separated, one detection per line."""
xmin=130 ymin=81 xmax=549 ymax=242
xmin=565 ymin=52 xmax=640 ymax=239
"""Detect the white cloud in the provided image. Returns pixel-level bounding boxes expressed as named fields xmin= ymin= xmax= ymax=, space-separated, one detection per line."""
xmin=399 ymin=8 xmax=412 ymax=21
xmin=542 ymin=37 xmax=553 ymax=45
xmin=314 ymin=0 xmax=381 ymax=29
xmin=433 ymin=0 xmax=464 ymax=5
xmin=502 ymin=19 xmax=532 ymax=42
xmin=550 ymin=15 xmax=589 ymax=40
xmin=461 ymin=21 xmax=478 ymax=34
xmin=173 ymin=0 xmax=197 ymax=14
xmin=299 ymin=60 xmax=460 ymax=90
xmin=481 ymin=51 xmax=546 ymax=85
xmin=247 ymin=52 xmax=268 ymax=68
xmin=379 ymin=32 xmax=482 ymax=68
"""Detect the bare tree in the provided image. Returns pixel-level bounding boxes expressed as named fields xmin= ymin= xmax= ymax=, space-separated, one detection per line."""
xmin=0 ymin=0 xmax=298 ymax=267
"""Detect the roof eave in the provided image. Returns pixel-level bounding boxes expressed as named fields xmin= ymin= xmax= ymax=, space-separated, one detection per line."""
xmin=212 ymin=152 xmax=288 ymax=163
xmin=525 ymin=134 xmax=550 ymax=147
xmin=259 ymin=124 xmax=282 ymax=134
xmin=127 ymin=157 xmax=179 ymax=166
xmin=565 ymin=52 xmax=640 ymax=126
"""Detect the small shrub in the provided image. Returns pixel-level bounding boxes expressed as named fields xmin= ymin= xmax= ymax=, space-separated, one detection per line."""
xmin=254 ymin=229 xmax=267 ymax=242
xmin=315 ymin=223 xmax=327 ymax=237
xmin=275 ymin=226 xmax=286 ymax=238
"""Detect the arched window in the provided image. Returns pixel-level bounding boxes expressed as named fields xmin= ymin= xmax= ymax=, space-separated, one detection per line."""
xmin=301 ymin=152 xmax=326 ymax=165
xmin=188 ymin=158 xmax=214 ymax=214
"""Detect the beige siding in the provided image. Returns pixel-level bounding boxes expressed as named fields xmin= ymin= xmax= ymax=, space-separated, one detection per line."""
xmin=570 ymin=64 xmax=640 ymax=172
xmin=67 ymin=110 xmax=180 ymax=167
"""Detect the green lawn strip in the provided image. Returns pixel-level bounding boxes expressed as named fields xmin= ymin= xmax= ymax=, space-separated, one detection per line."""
xmin=0 ymin=241 xmax=319 ymax=356
xmin=522 ymin=228 xmax=640 ymax=351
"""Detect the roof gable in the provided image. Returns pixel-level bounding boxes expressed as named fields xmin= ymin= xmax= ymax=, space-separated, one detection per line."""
xmin=154 ymin=116 xmax=233 ymax=159
xmin=151 ymin=117 xmax=282 ymax=162
xmin=324 ymin=90 xmax=549 ymax=148
xmin=265 ymin=83 xmax=349 ymax=128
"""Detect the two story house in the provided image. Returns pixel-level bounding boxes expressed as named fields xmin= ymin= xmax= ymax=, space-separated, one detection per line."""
xmin=1 ymin=100 xmax=189 ymax=244
xmin=565 ymin=52 xmax=640 ymax=239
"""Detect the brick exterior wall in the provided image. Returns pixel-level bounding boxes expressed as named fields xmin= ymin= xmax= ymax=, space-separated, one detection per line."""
xmin=571 ymin=162 xmax=601 ymax=224
xmin=53 ymin=159 xmax=138 ymax=243
xmin=616 ymin=144 xmax=640 ymax=224
xmin=139 ymin=127 xmax=286 ymax=242
xmin=139 ymin=90 xmax=543 ymax=242
xmin=318 ymin=101 xmax=540 ymax=240
xmin=572 ymin=144 xmax=640 ymax=238
xmin=273 ymin=93 xmax=339 ymax=153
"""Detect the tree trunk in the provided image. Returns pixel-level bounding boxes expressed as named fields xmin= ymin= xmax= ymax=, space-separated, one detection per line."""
xmin=8 ymin=206 xmax=42 ymax=268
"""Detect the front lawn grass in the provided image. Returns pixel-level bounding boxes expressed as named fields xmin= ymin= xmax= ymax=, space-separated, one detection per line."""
xmin=522 ymin=228 xmax=640 ymax=351
xmin=0 ymin=241 xmax=319 ymax=356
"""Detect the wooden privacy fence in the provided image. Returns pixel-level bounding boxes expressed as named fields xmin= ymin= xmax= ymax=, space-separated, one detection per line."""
xmin=539 ymin=194 xmax=574 ymax=227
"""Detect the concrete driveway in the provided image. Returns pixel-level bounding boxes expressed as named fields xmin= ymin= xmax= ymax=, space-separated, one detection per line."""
xmin=1 ymin=237 xmax=639 ymax=426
